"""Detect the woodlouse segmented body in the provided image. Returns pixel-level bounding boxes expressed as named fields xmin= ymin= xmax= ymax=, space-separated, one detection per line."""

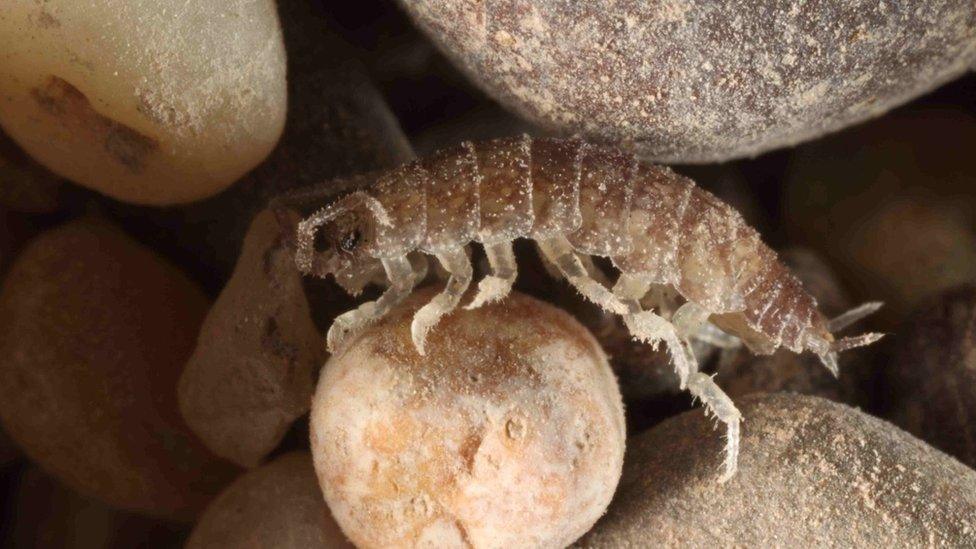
xmin=290 ymin=135 xmax=881 ymax=481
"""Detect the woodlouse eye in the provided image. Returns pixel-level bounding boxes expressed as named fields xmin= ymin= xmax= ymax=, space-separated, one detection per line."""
xmin=339 ymin=229 xmax=361 ymax=253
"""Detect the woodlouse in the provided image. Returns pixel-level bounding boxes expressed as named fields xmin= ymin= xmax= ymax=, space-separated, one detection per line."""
xmin=287 ymin=135 xmax=882 ymax=481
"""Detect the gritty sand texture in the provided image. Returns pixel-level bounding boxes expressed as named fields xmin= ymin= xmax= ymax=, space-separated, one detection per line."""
xmin=402 ymin=0 xmax=976 ymax=162
xmin=577 ymin=393 xmax=976 ymax=547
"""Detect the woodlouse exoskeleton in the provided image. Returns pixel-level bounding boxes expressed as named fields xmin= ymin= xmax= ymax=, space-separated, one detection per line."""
xmin=287 ymin=135 xmax=882 ymax=481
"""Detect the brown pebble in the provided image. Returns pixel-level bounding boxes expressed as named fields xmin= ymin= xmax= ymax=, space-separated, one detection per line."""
xmin=0 ymin=217 xmax=236 ymax=520
xmin=887 ymin=285 xmax=976 ymax=469
xmin=401 ymin=1 xmax=976 ymax=162
xmin=577 ymin=393 xmax=976 ymax=547
xmin=187 ymin=452 xmax=352 ymax=549
xmin=179 ymin=209 xmax=324 ymax=468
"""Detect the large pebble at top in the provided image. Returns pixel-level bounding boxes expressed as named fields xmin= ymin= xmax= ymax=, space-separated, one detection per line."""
xmin=401 ymin=1 xmax=976 ymax=162
xmin=0 ymin=218 xmax=236 ymax=520
xmin=577 ymin=393 xmax=976 ymax=547
xmin=312 ymin=288 xmax=625 ymax=548
xmin=0 ymin=0 xmax=287 ymax=205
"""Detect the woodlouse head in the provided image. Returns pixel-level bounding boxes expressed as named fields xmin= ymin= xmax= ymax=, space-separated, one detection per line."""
xmin=295 ymin=191 xmax=387 ymax=278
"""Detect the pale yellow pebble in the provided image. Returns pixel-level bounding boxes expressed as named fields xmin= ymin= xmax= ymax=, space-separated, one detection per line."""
xmin=0 ymin=0 xmax=287 ymax=205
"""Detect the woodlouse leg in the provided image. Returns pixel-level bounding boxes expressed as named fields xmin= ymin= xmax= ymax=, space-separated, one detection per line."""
xmin=687 ymin=372 xmax=742 ymax=483
xmin=613 ymin=274 xmax=694 ymax=384
xmin=535 ymin=242 xmax=611 ymax=290
xmin=465 ymin=241 xmax=517 ymax=310
xmin=612 ymin=272 xmax=651 ymax=303
xmin=411 ymin=247 xmax=473 ymax=355
xmin=672 ymin=302 xmax=711 ymax=340
xmin=623 ymin=310 xmax=695 ymax=387
xmin=625 ymin=309 xmax=743 ymax=480
xmin=615 ymin=274 xmax=741 ymax=481
xmin=407 ymin=252 xmax=430 ymax=284
xmin=537 ymin=236 xmax=629 ymax=315
xmin=327 ymin=256 xmax=419 ymax=353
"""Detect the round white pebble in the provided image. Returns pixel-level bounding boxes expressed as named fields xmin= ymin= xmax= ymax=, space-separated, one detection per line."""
xmin=311 ymin=288 xmax=625 ymax=548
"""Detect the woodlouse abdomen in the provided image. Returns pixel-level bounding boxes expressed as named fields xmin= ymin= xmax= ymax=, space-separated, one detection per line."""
xmin=289 ymin=135 xmax=882 ymax=481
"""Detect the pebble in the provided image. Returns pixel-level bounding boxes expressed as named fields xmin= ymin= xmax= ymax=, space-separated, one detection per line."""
xmin=187 ymin=452 xmax=352 ymax=549
xmin=178 ymin=210 xmax=324 ymax=468
xmin=578 ymin=393 xmax=976 ymax=547
xmin=311 ymin=288 xmax=625 ymax=548
xmin=400 ymin=1 xmax=976 ymax=162
xmin=0 ymin=217 xmax=236 ymax=520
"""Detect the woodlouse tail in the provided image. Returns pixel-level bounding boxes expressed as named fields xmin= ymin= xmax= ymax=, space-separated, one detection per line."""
xmin=827 ymin=301 xmax=883 ymax=332
xmin=814 ymin=332 xmax=885 ymax=377
xmin=818 ymin=352 xmax=841 ymax=377
xmin=831 ymin=332 xmax=885 ymax=353
xmin=808 ymin=302 xmax=885 ymax=377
